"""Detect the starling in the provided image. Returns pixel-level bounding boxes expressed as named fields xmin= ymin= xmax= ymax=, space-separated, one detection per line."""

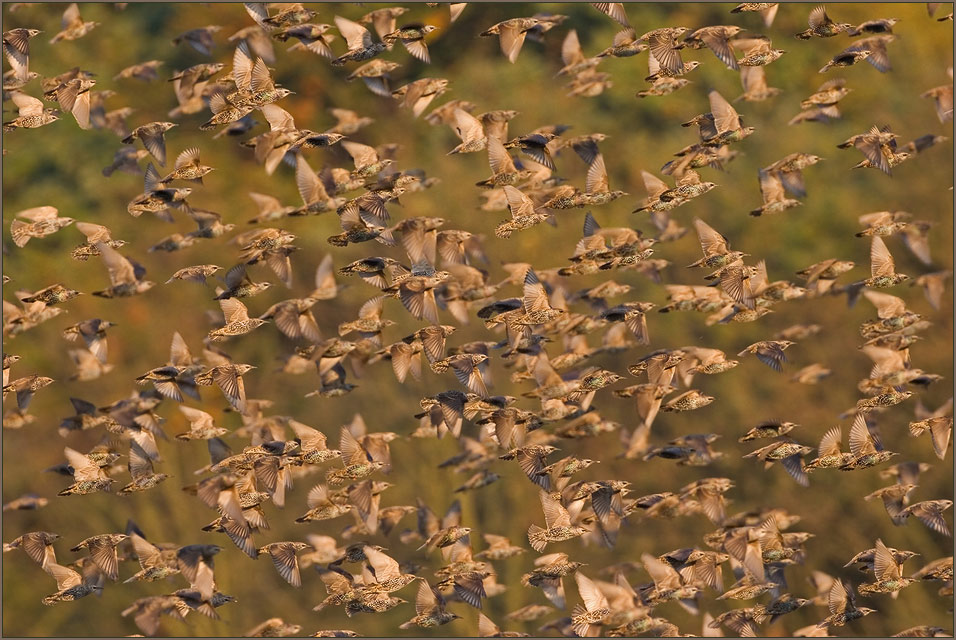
xmin=70 ymin=534 xmax=127 ymax=582
xmin=172 ymin=25 xmax=222 ymax=55
xmin=820 ymin=49 xmax=871 ymax=74
xmin=2 ymin=28 xmax=40 ymax=83
xmin=399 ymin=579 xmax=462 ymax=628
xmin=383 ymin=24 xmax=438 ymax=64
xmin=750 ymin=169 xmax=802 ymax=216
xmin=332 ymin=16 xmax=387 ymax=65
xmin=738 ymin=340 xmax=795 ymax=371
xmin=795 ymin=6 xmax=853 ymax=38
xmin=122 ymin=121 xmax=177 ymax=167
xmin=4 ymin=531 xmax=59 ymax=565
xmin=49 ymin=3 xmax=99 ymax=44
xmin=736 ymin=36 xmax=786 ymax=66
xmin=42 ymin=562 xmax=103 ymax=605
xmin=258 ymin=542 xmax=311 ymax=587
xmin=2 ymin=91 xmax=60 ymax=131
xmin=897 ymin=500 xmax=953 ymax=536
xmin=114 ymin=59 xmax=164 ymax=82
xmin=480 ymin=17 xmax=551 ymax=64
xmin=527 ymin=490 xmax=589 ymax=552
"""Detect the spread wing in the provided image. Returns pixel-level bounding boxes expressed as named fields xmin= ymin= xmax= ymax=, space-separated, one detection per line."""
xmin=709 ymin=90 xmax=740 ymax=133
xmin=870 ymin=236 xmax=895 ymax=277
xmin=335 ymin=16 xmax=373 ymax=50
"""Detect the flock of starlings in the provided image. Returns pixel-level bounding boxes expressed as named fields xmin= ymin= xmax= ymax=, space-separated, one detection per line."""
xmin=1 ymin=1 xmax=954 ymax=638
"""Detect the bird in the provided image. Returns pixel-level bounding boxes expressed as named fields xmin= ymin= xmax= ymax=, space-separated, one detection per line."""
xmin=257 ymin=542 xmax=311 ymax=587
xmin=795 ymin=6 xmax=853 ymax=38
xmin=207 ymin=297 xmax=269 ymax=342
xmin=69 ymin=534 xmax=128 ymax=582
xmin=332 ymin=16 xmax=387 ymax=65
xmin=735 ymin=36 xmax=786 ymax=66
xmin=119 ymin=433 xmax=169 ymax=494
xmin=4 ymin=531 xmax=59 ymax=565
xmin=113 ymin=59 xmax=164 ymax=82
xmin=159 ymin=148 xmax=215 ymax=184
xmin=848 ymin=17 xmax=900 ymax=36
xmin=527 ymin=490 xmax=590 ymax=552
xmin=897 ymin=500 xmax=953 ymax=536
xmin=2 ymin=28 xmax=41 ymax=83
xmin=819 ymin=48 xmax=873 ymax=73
xmin=383 ymin=24 xmax=438 ymax=64
xmin=816 ymin=579 xmax=877 ymax=628
xmin=41 ymin=562 xmax=103 ymax=605
xmin=0 ymin=4 xmax=953 ymax=638
xmin=750 ymin=169 xmax=802 ymax=216
xmin=49 ymin=3 xmax=99 ymax=44
xmin=399 ymin=579 xmax=461 ymax=628
xmin=806 ymin=425 xmax=855 ymax=471
xmin=9 ymin=206 xmax=75 ymax=248
xmin=480 ymin=16 xmax=553 ymax=64
xmin=122 ymin=121 xmax=177 ymax=167
xmin=683 ymin=25 xmax=742 ymax=70
xmin=921 ymin=81 xmax=954 ymax=123
xmin=2 ymin=91 xmax=60 ymax=131
xmin=91 ymin=243 xmax=155 ymax=298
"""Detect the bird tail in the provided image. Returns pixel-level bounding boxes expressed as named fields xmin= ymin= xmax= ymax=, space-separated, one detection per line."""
xmin=570 ymin=604 xmax=592 ymax=637
xmin=10 ymin=220 xmax=31 ymax=247
xmin=841 ymin=281 xmax=866 ymax=308
xmin=527 ymin=524 xmax=548 ymax=553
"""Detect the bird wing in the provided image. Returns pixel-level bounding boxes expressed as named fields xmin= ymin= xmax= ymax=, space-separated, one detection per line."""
xmin=827 ymin=580 xmax=848 ymax=615
xmin=46 ymin=562 xmax=83 ymax=590
xmin=341 ymin=140 xmax=379 ymax=169
xmin=808 ymin=5 xmax=831 ymax=28
xmin=540 ymin=490 xmax=571 ymax=528
xmin=818 ymin=426 xmax=843 ymax=457
xmin=873 ymin=539 xmax=900 ymax=580
xmin=522 ymin=268 xmax=551 ymax=313
xmin=709 ymin=90 xmax=740 ymax=133
xmin=11 ymin=91 xmax=44 ymax=117
xmin=61 ymin=2 xmax=81 ymax=29
xmin=139 ymin=127 xmax=170 ymax=168
xmin=647 ymin=32 xmax=683 ymax=74
xmin=219 ymin=297 xmax=250 ymax=324
xmin=268 ymin=543 xmax=302 ymax=587
xmin=701 ymin=30 xmax=739 ymax=70
xmin=179 ymin=404 xmax=214 ymax=430
xmin=848 ymin=412 xmax=875 ymax=457
xmin=233 ymin=41 xmax=254 ymax=91
xmin=498 ymin=24 xmax=527 ymax=64
xmin=575 ymin=571 xmax=610 ymax=611
xmin=869 ymin=236 xmax=896 ymax=277
xmin=452 ymin=107 xmax=484 ymax=143
xmin=96 ymin=243 xmax=137 ymax=286
xmin=364 ymin=545 xmax=401 ymax=581
xmin=642 ymin=553 xmax=680 ymax=590
xmin=641 ymin=170 xmax=670 ymax=200
xmin=758 ymin=169 xmax=786 ymax=204
xmin=693 ymin=217 xmax=730 ymax=256
xmin=487 ymin=135 xmax=517 ymax=175
xmin=335 ymin=16 xmax=372 ymax=50
xmin=250 ymin=56 xmax=275 ymax=92
xmin=128 ymin=433 xmax=156 ymax=479
xmin=585 ymin=153 xmax=609 ymax=194
xmin=561 ymin=29 xmax=584 ymax=66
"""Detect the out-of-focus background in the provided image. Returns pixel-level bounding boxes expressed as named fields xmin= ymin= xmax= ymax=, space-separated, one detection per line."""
xmin=2 ymin=2 xmax=953 ymax=637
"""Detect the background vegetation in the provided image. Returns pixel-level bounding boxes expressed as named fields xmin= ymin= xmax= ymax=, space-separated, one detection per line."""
xmin=2 ymin=2 xmax=953 ymax=637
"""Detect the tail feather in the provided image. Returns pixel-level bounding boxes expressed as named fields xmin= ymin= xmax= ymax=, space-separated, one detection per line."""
xmin=527 ymin=524 xmax=548 ymax=553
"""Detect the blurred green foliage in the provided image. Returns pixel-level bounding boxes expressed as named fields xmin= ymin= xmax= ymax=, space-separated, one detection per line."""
xmin=2 ymin=2 xmax=953 ymax=637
